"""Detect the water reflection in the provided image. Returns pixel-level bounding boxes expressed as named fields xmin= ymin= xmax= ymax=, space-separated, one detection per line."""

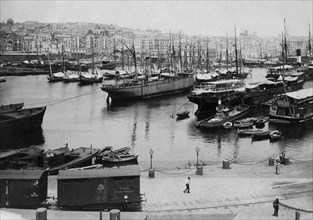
xmin=0 ymin=127 xmax=45 ymax=150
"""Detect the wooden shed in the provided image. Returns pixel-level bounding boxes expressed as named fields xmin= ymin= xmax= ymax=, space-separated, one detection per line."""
xmin=0 ymin=170 xmax=48 ymax=208
xmin=57 ymin=165 xmax=141 ymax=211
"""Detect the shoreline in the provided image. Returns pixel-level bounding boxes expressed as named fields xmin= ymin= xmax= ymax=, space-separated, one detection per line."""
xmin=1 ymin=159 xmax=312 ymax=219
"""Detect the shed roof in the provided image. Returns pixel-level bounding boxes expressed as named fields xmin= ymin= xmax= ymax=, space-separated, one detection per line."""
xmin=287 ymin=88 xmax=313 ymax=100
xmin=57 ymin=165 xmax=140 ymax=180
xmin=0 ymin=170 xmax=47 ymax=180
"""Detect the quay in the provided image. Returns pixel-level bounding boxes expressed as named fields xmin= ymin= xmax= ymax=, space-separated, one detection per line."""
xmin=1 ymin=159 xmax=312 ymax=220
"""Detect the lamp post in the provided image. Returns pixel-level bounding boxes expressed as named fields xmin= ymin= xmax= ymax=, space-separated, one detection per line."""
xmin=149 ymin=149 xmax=155 ymax=178
xmin=196 ymin=147 xmax=199 ymax=167
xmin=149 ymin=149 xmax=153 ymax=169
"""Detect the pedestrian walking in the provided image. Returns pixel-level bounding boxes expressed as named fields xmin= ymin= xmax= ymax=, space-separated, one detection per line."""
xmin=183 ymin=177 xmax=190 ymax=193
xmin=272 ymin=198 xmax=279 ymax=216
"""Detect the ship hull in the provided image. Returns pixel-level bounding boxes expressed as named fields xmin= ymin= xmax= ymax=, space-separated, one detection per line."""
xmin=101 ymin=76 xmax=194 ymax=101
xmin=0 ymin=106 xmax=46 ymax=133
xmin=190 ymin=80 xmax=304 ymax=118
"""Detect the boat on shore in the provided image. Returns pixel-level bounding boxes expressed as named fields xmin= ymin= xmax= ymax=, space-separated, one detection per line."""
xmin=0 ymin=106 xmax=46 ymax=132
xmin=269 ymin=88 xmax=313 ymax=124
xmin=28 ymin=146 xmax=99 ymax=175
xmin=96 ymin=146 xmax=138 ymax=165
xmin=0 ymin=102 xmax=24 ymax=114
xmin=0 ymin=146 xmax=44 ymax=170
xmin=195 ymin=104 xmax=249 ymax=129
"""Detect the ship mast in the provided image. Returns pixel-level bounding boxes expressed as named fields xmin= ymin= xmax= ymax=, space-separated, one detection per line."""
xmin=234 ymin=26 xmax=239 ymax=75
xmin=309 ymin=25 xmax=312 ymax=64
xmin=121 ymin=33 xmax=124 ymax=70
xmin=226 ymin=33 xmax=229 ymax=70
xmin=206 ymin=38 xmax=209 ymax=72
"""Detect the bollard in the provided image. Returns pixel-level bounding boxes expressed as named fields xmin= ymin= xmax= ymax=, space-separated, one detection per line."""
xmin=295 ymin=211 xmax=300 ymax=220
xmin=222 ymin=160 xmax=230 ymax=169
xmin=36 ymin=207 xmax=47 ymax=220
xmin=196 ymin=166 xmax=203 ymax=175
xmin=284 ymin=157 xmax=290 ymax=165
xmin=268 ymin=157 xmax=274 ymax=166
xmin=110 ymin=209 xmax=120 ymax=220
xmin=148 ymin=168 xmax=155 ymax=178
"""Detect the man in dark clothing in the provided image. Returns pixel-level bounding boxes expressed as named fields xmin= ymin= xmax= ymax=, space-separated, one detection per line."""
xmin=273 ymin=198 xmax=279 ymax=216
xmin=183 ymin=177 xmax=190 ymax=193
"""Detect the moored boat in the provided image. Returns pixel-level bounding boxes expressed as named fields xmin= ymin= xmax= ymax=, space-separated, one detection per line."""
xmin=46 ymin=146 xmax=100 ymax=175
xmin=196 ymin=104 xmax=249 ymax=129
xmin=102 ymin=73 xmax=194 ymax=101
xmin=269 ymin=130 xmax=282 ymax=140
xmin=0 ymin=76 xmax=6 ymax=82
xmin=269 ymin=88 xmax=313 ymax=124
xmin=0 ymin=106 xmax=46 ymax=133
xmin=176 ymin=110 xmax=190 ymax=119
xmin=187 ymin=79 xmax=245 ymax=118
xmin=237 ymin=129 xmax=265 ymax=136
xmin=223 ymin=121 xmax=233 ymax=129
xmin=0 ymin=102 xmax=24 ymax=114
xmin=233 ymin=120 xmax=254 ymax=129
xmin=252 ymin=130 xmax=271 ymax=140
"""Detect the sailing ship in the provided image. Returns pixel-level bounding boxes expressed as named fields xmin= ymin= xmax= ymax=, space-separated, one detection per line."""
xmin=63 ymin=59 xmax=81 ymax=82
xmin=47 ymin=47 xmax=66 ymax=82
xmin=80 ymin=45 xmax=103 ymax=84
xmin=101 ymin=37 xmax=194 ymax=101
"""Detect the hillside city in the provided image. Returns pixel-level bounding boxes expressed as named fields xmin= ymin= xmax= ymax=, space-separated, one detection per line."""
xmin=0 ymin=19 xmax=311 ymax=64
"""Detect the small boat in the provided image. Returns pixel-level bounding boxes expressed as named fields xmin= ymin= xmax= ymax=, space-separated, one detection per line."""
xmin=0 ymin=77 xmax=6 ymax=82
xmin=252 ymin=130 xmax=271 ymax=140
xmin=223 ymin=121 xmax=233 ymax=129
xmin=176 ymin=111 xmax=190 ymax=119
xmin=63 ymin=71 xmax=80 ymax=82
xmin=254 ymin=118 xmax=266 ymax=128
xmin=196 ymin=104 xmax=250 ymax=129
xmin=269 ymin=130 xmax=282 ymax=140
xmin=0 ymin=146 xmax=44 ymax=170
xmin=233 ymin=120 xmax=254 ymax=129
xmin=47 ymin=71 xmax=65 ymax=82
xmin=101 ymin=154 xmax=138 ymax=163
xmin=0 ymin=102 xmax=24 ymax=114
xmin=47 ymin=146 xmax=100 ymax=175
xmin=0 ymin=106 xmax=46 ymax=133
xmin=112 ymin=147 xmax=131 ymax=155
xmin=237 ymin=129 xmax=265 ymax=136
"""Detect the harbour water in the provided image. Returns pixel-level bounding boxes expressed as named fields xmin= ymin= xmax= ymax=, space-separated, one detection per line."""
xmin=0 ymin=68 xmax=312 ymax=170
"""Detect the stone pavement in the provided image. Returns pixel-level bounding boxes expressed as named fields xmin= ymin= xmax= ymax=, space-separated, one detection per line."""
xmin=1 ymin=160 xmax=312 ymax=220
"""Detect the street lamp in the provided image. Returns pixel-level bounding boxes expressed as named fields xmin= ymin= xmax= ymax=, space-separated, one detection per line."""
xmin=149 ymin=149 xmax=153 ymax=169
xmin=196 ymin=147 xmax=199 ymax=167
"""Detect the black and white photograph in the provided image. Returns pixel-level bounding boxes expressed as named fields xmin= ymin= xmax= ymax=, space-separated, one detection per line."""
xmin=0 ymin=0 xmax=312 ymax=219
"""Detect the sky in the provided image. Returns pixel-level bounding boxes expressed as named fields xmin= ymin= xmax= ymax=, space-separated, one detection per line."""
xmin=1 ymin=0 xmax=312 ymax=37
